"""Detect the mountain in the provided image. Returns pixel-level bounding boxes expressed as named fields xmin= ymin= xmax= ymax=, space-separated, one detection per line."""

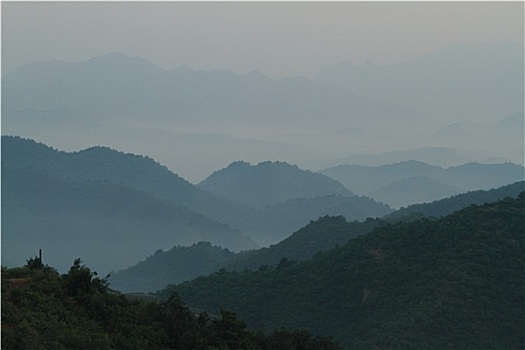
xmin=386 ymin=181 xmax=525 ymax=220
xmin=1 ymin=164 xmax=256 ymax=274
xmin=2 ymin=52 xmax=414 ymax=124
xmin=257 ymin=194 xmax=390 ymax=238
xmin=1 ymin=135 xmax=265 ymax=242
xmin=320 ymin=160 xmax=442 ymax=195
xmin=426 ymin=113 xmax=524 ymax=165
xmin=224 ymin=216 xmax=385 ymax=273
xmin=314 ymin=41 xmax=524 ymax=125
xmin=2 ymin=136 xmax=392 ymax=247
xmin=160 ymin=195 xmax=525 ymax=349
xmin=320 ymin=160 xmax=524 ymax=206
xmin=108 ymin=242 xmax=237 ymax=293
xmin=198 ymin=160 xmax=355 ymax=208
xmin=110 ymin=182 xmax=523 ymax=293
xmin=109 ymin=216 xmax=386 ymax=293
xmin=2 ymin=262 xmax=341 ymax=350
xmin=368 ymin=175 xmax=464 ymax=209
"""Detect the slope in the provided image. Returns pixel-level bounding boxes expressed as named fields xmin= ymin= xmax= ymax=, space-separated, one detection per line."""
xmin=368 ymin=175 xmax=463 ymax=208
xmin=1 ymin=164 xmax=256 ymax=274
xmin=109 ymin=216 xmax=386 ymax=293
xmin=110 ymin=182 xmax=524 ymax=293
xmin=161 ymin=196 xmax=525 ymax=349
xmin=320 ymin=160 xmax=524 ymax=205
xmin=2 ymin=52 xmax=414 ymax=124
xmin=198 ymin=160 xmax=355 ymax=208
xmin=386 ymin=181 xmax=525 ymax=220
xmin=1 ymin=136 xmax=264 ymax=243
xmin=1 ymin=261 xmax=342 ymax=349
xmin=314 ymin=41 xmax=524 ymax=124
xmin=2 ymin=136 xmax=393 ymax=246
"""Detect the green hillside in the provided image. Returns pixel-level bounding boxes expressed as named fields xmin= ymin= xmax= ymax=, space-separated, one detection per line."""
xmin=109 ymin=183 xmax=522 ymax=293
xmin=109 ymin=242 xmax=237 ymax=293
xmin=109 ymin=217 xmax=385 ymax=293
xmin=161 ymin=196 xmax=525 ymax=349
xmin=1 ymin=260 xmax=341 ymax=349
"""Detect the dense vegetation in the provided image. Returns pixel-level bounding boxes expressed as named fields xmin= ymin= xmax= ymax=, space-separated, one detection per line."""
xmin=2 ymin=259 xmax=342 ymax=349
xmin=111 ymin=182 xmax=524 ymax=293
xmin=110 ymin=217 xmax=385 ymax=292
xmin=109 ymin=242 xmax=237 ymax=293
xmin=161 ymin=196 xmax=525 ymax=349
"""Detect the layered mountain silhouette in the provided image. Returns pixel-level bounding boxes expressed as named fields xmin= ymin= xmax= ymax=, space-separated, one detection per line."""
xmin=2 ymin=136 xmax=392 ymax=266
xmin=109 ymin=217 xmax=385 ymax=293
xmin=321 ymin=160 xmax=524 ymax=208
xmin=160 ymin=195 xmax=525 ymax=349
xmin=198 ymin=160 xmax=354 ymax=208
xmin=3 ymin=42 xmax=522 ymax=181
xmin=109 ymin=181 xmax=524 ymax=293
xmin=2 ymin=52 xmax=414 ymax=124
xmin=2 ymin=164 xmax=255 ymax=274
xmin=314 ymin=41 xmax=524 ymax=124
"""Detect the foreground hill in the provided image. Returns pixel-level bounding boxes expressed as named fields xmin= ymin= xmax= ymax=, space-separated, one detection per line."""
xmin=1 ymin=261 xmax=341 ymax=349
xmin=198 ymin=161 xmax=354 ymax=208
xmin=320 ymin=160 xmax=524 ymax=207
xmin=109 ymin=217 xmax=385 ymax=293
xmin=161 ymin=196 xmax=524 ymax=349
xmin=2 ymin=165 xmax=255 ymax=274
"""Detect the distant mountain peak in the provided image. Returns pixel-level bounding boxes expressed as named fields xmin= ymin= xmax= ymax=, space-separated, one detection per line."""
xmin=199 ymin=160 xmax=354 ymax=208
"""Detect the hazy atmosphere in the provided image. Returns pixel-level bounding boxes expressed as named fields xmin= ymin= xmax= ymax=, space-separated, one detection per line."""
xmin=2 ymin=1 xmax=524 ymax=182
xmin=2 ymin=2 xmax=524 ymax=77
xmin=2 ymin=2 xmax=525 ymax=348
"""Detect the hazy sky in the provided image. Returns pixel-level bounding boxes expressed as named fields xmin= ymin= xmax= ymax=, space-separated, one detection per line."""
xmin=2 ymin=1 xmax=523 ymax=78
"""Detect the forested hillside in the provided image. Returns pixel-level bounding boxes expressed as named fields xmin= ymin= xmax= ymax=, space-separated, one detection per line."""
xmin=1 ymin=260 xmax=341 ymax=349
xmin=110 ymin=182 xmax=523 ymax=293
xmin=109 ymin=217 xmax=385 ymax=293
xmin=161 ymin=196 xmax=525 ymax=349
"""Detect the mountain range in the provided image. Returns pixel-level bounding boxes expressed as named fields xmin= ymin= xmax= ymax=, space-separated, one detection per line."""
xmin=159 ymin=195 xmax=525 ymax=349
xmin=109 ymin=181 xmax=524 ymax=293
xmin=198 ymin=160 xmax=354 ymax=208
xmin=2 ymin=161 xmax=256 ymax=275
xmin=109 ymin=217 xmax=385 ymax=293
xmin=3 ymin=41 xmax=523 ymax=182
xmin=2 ymin=136 xmax=392 ymax=272
xmin=320 ymin=160 xmax=524 ymax=208
xmin=313 ymin=41 xmax=524 ymax=125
